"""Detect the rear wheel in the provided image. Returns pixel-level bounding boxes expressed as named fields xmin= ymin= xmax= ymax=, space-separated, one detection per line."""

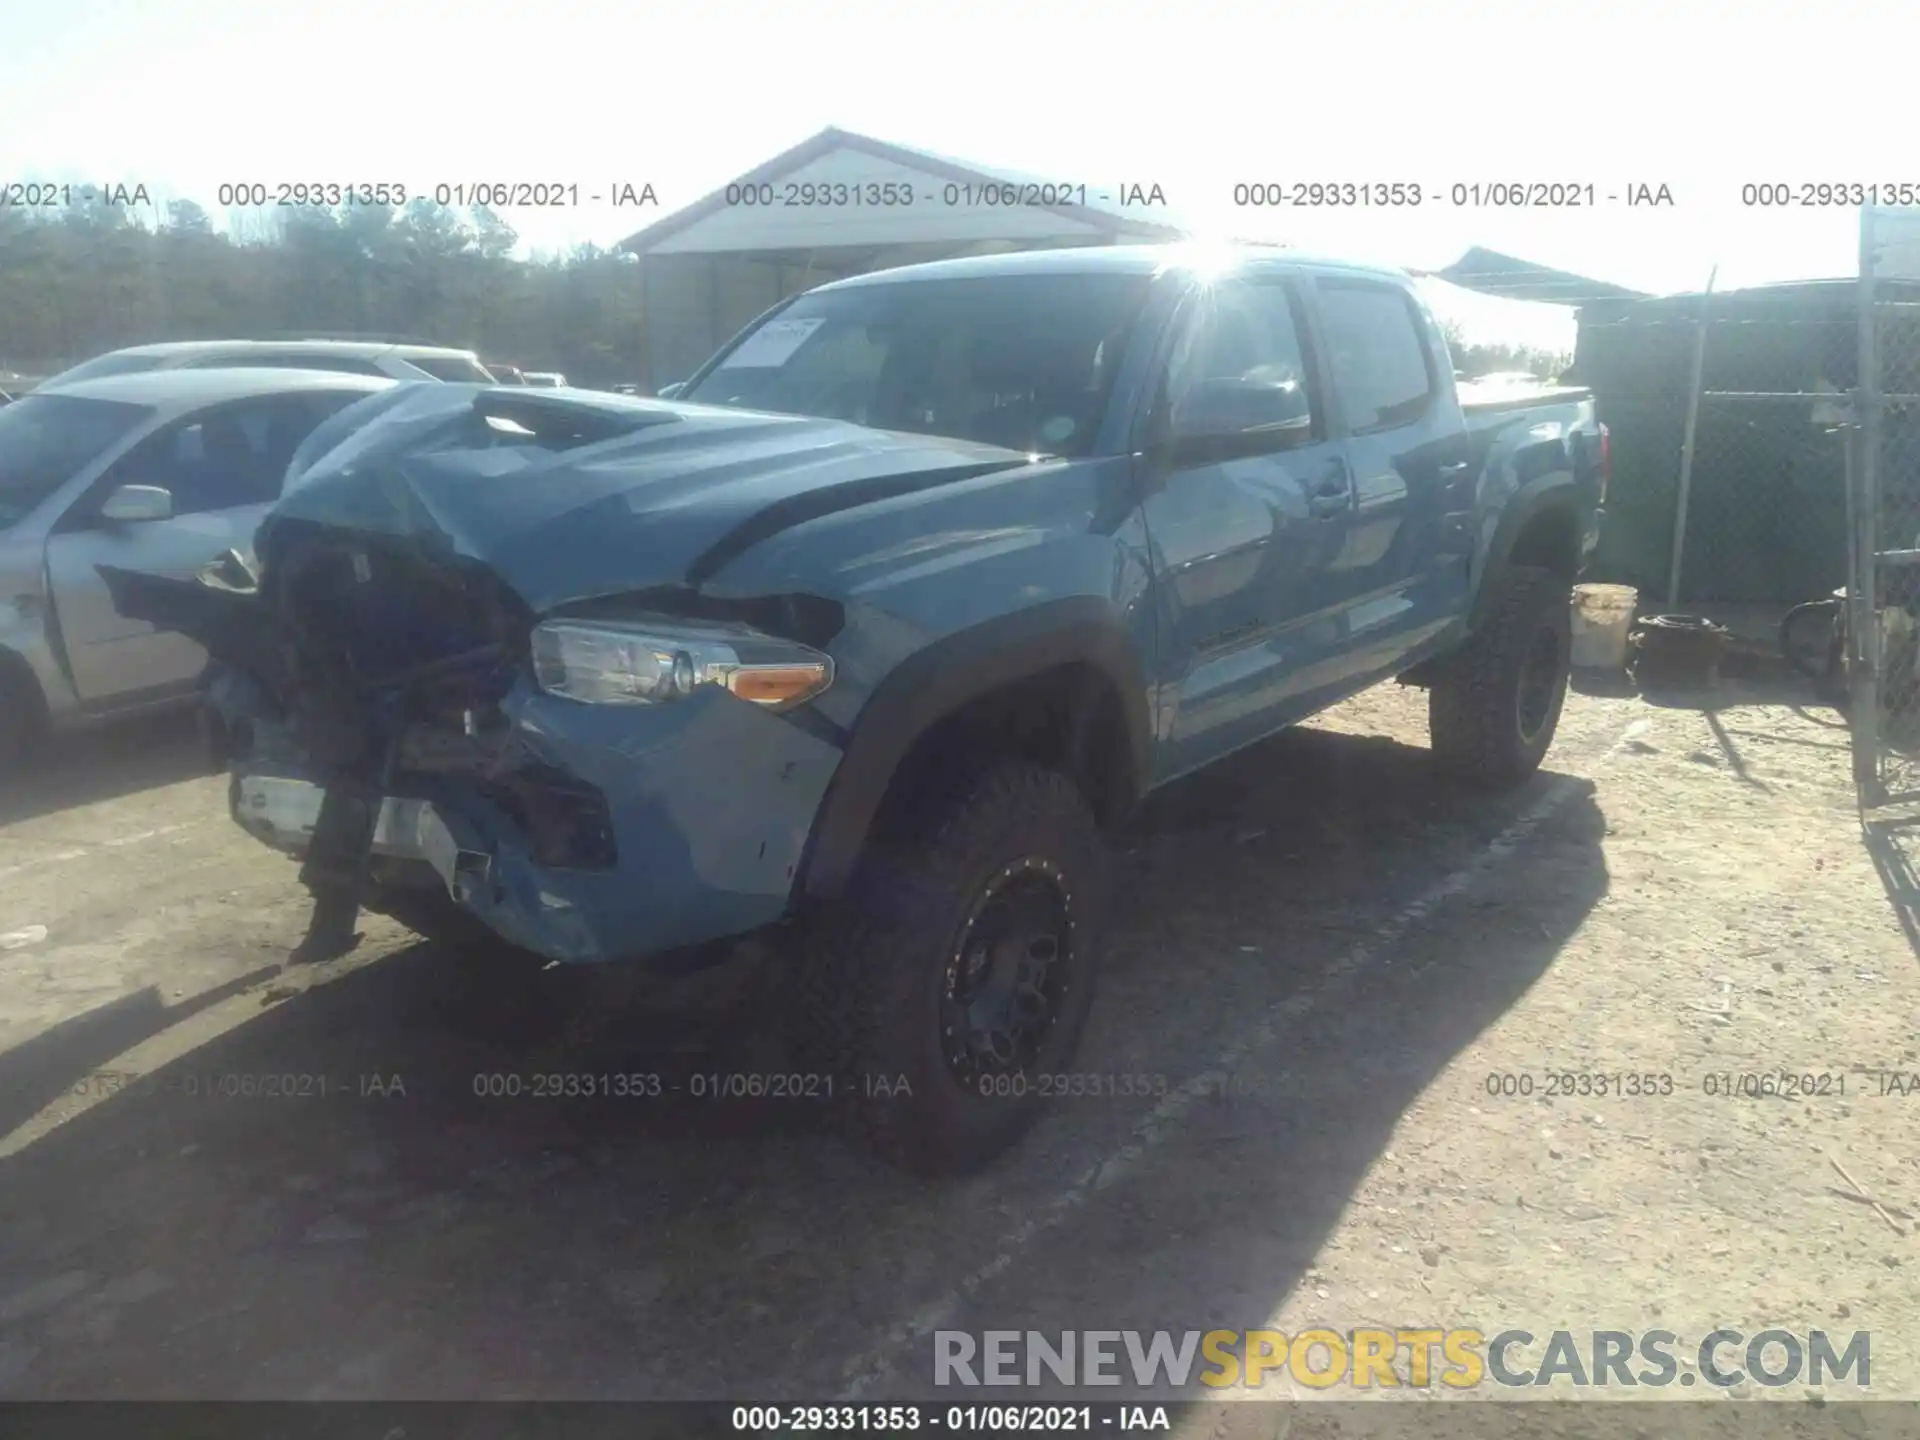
xmin=793 ymin=759 xmax=1111 ymax=1176
xmin=1430 ymin=565 xmax=1572 ymax=788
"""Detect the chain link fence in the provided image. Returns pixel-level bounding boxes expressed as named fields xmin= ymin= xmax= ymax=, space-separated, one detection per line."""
xmin=1850 ymin=211 xmax=1920 ymax=805
xmin=1573 ymin=287 xmax=1857 ymax=702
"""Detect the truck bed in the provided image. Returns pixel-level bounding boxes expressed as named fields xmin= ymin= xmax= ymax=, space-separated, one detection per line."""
xmin=1456 ymin=379 xmax=1592 ymax=414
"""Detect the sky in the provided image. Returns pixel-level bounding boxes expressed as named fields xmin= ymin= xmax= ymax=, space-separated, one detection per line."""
xmin=3 ymin=0 xmax=1913 ymax=352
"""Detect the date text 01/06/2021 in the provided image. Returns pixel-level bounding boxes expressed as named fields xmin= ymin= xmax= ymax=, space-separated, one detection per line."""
xmin=205 ymin=182 xmax=661 ymax=209
xmin=1225 ymin=181 xmax=1676 ymax=208
xmin=1478 ymin=1070 xmax=1913 ymax=1099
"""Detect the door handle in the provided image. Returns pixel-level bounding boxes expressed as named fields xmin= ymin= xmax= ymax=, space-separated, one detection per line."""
xmin=1438 ymin=461 xmax=1472 ymax=480
xmin=1308 ymin=470 xmax=1352 ymax=519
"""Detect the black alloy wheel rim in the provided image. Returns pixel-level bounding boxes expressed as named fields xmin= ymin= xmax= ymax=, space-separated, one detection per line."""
xmin=940 ymin=857 xmax=1075 ymax=1084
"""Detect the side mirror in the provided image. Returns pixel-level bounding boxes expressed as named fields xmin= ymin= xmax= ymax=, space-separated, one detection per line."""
xmin=1169 ymin=378 xmax=1312 ymax=458
xmin=655 ymin=381 xmax=686 ymax=400
xmin=99 ymin=484 xmax=174 ymax=523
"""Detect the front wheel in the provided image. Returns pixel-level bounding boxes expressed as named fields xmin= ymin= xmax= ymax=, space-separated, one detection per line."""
xmin=1429 ymin=565 xmax=1572 ymax=788
xmin=793 ymin=759 xmax=1112 ymax=1176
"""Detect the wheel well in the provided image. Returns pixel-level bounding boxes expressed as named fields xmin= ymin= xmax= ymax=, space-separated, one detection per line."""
xmin=880 ymin=663 xmax=1138 ymax=831
xmin=1403 ymin=500 xmax=1584 ymax=689
xmin=1508 ymin=503 xmax=1582 ymax=582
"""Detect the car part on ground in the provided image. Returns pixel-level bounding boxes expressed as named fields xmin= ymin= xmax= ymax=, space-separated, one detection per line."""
xmin=1633 ymin=614 xmax=1731 ymax=691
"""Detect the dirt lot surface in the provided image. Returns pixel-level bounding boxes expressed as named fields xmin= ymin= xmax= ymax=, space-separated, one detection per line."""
xmin=1 ymin=677 xmax=1916 ymax=1418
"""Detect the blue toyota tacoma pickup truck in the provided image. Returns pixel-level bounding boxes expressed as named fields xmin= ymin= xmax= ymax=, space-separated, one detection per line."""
xmin=103 ymin=244 xmax=1608 ymax=1174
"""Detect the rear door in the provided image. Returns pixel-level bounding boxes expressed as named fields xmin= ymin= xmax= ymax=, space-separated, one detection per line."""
xmin=1138 ymin=269 xmax=1357 ymax=774
xmin=1308 ymin=275 xmax=1470 ymax=676
xmin=44 ymin=389 xmax=365 ymax=707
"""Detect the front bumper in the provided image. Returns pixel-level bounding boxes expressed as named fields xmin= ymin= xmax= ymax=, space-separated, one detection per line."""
xmin=234 ymin=773 xmax=438 ymax=862
xmin=229 ymin=682 xmax=848 ymax=965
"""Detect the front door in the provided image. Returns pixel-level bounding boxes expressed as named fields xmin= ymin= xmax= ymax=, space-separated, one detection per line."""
xmin=44 ymin=391 xmax=347 ymax=708
xmin=1137 ymin=271 xmax=1356 ymax=777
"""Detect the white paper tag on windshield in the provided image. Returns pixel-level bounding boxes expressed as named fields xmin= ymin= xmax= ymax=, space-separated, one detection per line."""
xmin=717 ymin=317 xmax=825 ymax=370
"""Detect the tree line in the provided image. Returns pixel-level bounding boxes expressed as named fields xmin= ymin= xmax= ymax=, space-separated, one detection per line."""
xmin=0 ymin=194 xmax=1570 ymax=389
xmin=0 ymin=195 xmax=647 ymax=384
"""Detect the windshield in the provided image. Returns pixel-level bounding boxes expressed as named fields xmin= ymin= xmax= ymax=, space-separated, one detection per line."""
xmin=0 ymin=393 xmax=152 ymax=527
xmin=282 ymin=385 xmax=424 ymax=491
xmin=40 ymin=352 xmax=167 ymax=388
xmin=683 ymin=273 xmax=1154 ymax=457
xmin=408 ymin=353 xmax=496 ymax=383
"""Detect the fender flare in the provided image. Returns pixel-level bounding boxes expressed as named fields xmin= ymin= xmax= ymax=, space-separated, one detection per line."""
xmin=796 ymin=597 xmax=1153 ymax=901
xmin=1469 ymin=478 xmax=1582 ymax=632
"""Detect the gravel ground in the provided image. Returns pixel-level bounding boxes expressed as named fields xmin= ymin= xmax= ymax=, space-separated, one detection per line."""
xmin=0 ymin=676 xmax=1914 ymax=1413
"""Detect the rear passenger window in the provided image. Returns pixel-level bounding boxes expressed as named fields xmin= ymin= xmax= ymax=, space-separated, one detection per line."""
xmin=1316 ymin=281 xmax=1435 ymax=433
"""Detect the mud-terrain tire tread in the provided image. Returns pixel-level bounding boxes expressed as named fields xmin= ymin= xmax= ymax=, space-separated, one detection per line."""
xmin=792 ymin=758 xmax=1110 ymax=1176
xmin=1429 ymin=564 xmax=1571 ymax=788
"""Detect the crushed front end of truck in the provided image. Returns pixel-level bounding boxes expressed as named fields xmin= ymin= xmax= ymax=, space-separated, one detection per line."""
xmin=99 ymin=384 xmax=886 ymax=967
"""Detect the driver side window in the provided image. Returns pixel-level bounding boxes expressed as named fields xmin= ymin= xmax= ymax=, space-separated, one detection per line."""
xmin=1164 ymin=279 xmax=1320 ymax=449
xmin=92 ymin=395 xmax=303 ymax=520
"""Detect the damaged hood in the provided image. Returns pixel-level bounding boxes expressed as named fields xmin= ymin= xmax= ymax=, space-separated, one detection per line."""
xmin=264 ymin=384 xmax=1041 ymax=613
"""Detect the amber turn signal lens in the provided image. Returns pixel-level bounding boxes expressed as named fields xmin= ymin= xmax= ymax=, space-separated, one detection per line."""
xmin=726 ymin=662 xmax=833 ymax=707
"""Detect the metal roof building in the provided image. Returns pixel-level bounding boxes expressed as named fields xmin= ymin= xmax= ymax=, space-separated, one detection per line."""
xmin=618 ymin=126 xmax=1187 ymax=392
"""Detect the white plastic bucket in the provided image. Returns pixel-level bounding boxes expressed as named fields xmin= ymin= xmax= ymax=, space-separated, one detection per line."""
xmin=1570 ymin=583 xmax=1638 ymax=670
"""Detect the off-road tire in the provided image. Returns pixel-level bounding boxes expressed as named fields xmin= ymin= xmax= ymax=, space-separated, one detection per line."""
xmin=1429 ymin=564 xmax=1572 ymax=788
xmin=793 ymin=759 xmax=1112 ymax=1176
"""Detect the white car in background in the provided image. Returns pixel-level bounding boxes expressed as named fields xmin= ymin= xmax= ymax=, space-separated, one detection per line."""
xmin=42 ymin=339 xmax=495 ymax=387
xmin=0 ymin=368 xmax=397 ymax=764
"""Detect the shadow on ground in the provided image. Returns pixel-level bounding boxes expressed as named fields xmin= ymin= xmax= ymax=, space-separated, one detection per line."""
xmin=0 ymin=709 xmax=211 ymax=826
xmin=1861 ymin=813 xmax=1920 ymax=961
xmin=890 ymin=733 xmax=1612 ymax=1399
xmin=0 ymin=723 xmax=1607 ymax=1400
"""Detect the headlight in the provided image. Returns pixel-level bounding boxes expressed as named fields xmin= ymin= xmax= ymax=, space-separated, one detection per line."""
xmin=529 ymin=618 xmax=834 ymax=709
